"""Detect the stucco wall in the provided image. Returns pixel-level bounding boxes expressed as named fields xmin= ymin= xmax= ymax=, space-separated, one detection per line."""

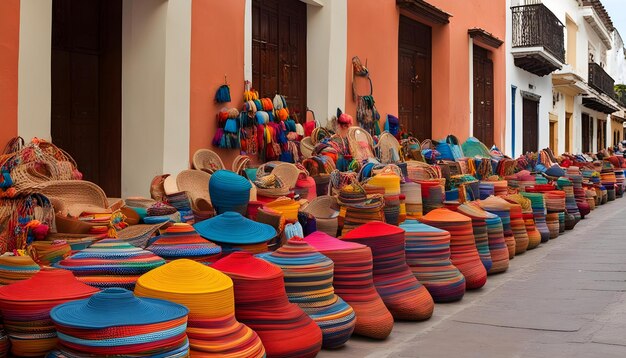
xmin=0 ymin=0 xmax=20 ymax=148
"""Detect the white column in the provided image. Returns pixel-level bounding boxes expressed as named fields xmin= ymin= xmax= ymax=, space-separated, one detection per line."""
xmin=17 ymin=0 xmax=52 ymax=141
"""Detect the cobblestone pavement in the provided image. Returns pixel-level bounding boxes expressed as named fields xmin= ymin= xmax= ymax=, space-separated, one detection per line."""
xmin=320 ymin=199 xmax=626 ymax=358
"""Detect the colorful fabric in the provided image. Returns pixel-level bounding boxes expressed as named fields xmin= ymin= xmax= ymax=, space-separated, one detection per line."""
xmin=303 ymin=231 xmax=393 ymax=339
xmin=135 ymin=259 xmax=265 ymax=357
xmin=146 ymin=223 xmax=221 ymax=263
xmin=258 ymin=237 xmax=356 ymax=348
xmin=342 ymin=222 xmax=434 ymax=320
xmin=211 ymin=252 xmax=323 ymax=357
xmin=55 ymin=239 xmax=166 ymax=290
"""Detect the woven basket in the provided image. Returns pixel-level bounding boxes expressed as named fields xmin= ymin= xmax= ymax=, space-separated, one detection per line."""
xmin=192 ymin=149 xmax=225 ymax=174
xmin=116 ymin=223 xmax=167 ymax=248
xmin=31 ymin=180 xmax=108 ymax=215
xmin=347 ymin=126 xmax=375 ymax=162
xmin=406 ymin=161 xmax=441 ymax=181
xmin=176 ymin=169 xmax=212 ymax=205
xmin=300 ymin=137 xmax=315 ymax=158
xmin=271 ymin=163 xmax=304 ymax=190
xmin=376 ymin=132 xmax=402 ymax=164
xmin=125 ymin=197 xmax=157 ymax=208
xmin=301 ymin=195 xmax=339 ymax=237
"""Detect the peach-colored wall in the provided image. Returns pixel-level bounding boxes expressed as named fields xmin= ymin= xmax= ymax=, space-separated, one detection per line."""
xmin=346 ymin=0 xmax=506 ymax=147
xmin=0 ymin=0 xmax=20 ymax=148
xmin=190 ymin=0 xmax=245 ymax=168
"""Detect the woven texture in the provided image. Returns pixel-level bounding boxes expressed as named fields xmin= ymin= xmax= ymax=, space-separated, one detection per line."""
xmin=521 ymin=192 xmax=551 ymax=243
xmin=146 ymin=223 xmax=221 ymax=263
xmin=342 ymin=222 xmax=434 ymax=320
xmin=0 ymin=255 xmax=40 ymax=286
xmin=483 ymin=211 xmax=510 ymax=274
xmin=209 ymin=170 xmax=251 ymax=215
xmin=456 ymin=204 xmax=493 ymax=271
xmin=479 ymin=196 xmax=516 ymax=259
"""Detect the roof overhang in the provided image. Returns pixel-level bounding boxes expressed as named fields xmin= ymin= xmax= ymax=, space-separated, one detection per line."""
xmin=581 ymin=6 xmax=612 ymax=50
xmin=511 ymin=47 xmax=563 ymax=76
xmin=396 ymin=0 xmax=451 ymax=25
xmin=469 ymin=28 xmax=503 ymax=49
xmin=582 ymin=95 xmax=619 ymax=114
xmin=552 ymin=70 xmax=588 ymax=96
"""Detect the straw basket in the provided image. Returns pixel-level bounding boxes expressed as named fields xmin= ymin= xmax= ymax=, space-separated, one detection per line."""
xmin=300 ymin=137 xmax=315 ymax=159
xmin=32 ymin=180 xmax=109 ymax=215
xmin=176 ymin=169 xmax=212 ymax=205
xmin=192 ymin=149 xmax=225 ymax=174
xmin=271 ymin=163 xmax=304 ymax=190
xmin=406 ymin=160 xmax=441 ymax=181
xmin=301 ymin=195 xmax=339 ymax=237
xmin=116 ymin=223 xmax=167 ymax=248
xmin=376 ymin=132 xmax=402 ymax=164
xmin=347 ymin=127 xmax=375 ymax=162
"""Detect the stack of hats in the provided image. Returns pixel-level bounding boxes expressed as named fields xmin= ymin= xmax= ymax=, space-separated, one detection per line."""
xmin=521 ymin=192 xmax=551 ymax=243
xmin=264 ymin=197 xmax=301 ymax=222
xmin=544 ymin=212 xmax=560 ymax=239
xmin=401 ymin=181 xmax=423 ymax=219
xmin=55 ymin=239 xmax=166 ymax=289
xmin=505 ymin=194 xmax=541 ymax=250
xmin=421 ymin=209 xmax=487 ymax=289
xmin=490 ymin=180 xmax=509 ymax=196
xmin=566 ymin=167 xmax=590 ymax=218
xmin=135 ymin=259 xmax=265 ymax=357
xmin=194 ymin=212 xmax=276 ymax=254
xmin=27 ymin=241 xmax=72 ymax=266
xmin=417 ymin=180 xmax=445 ymax=215
xmin=211 ymin=252 xmax=323 ymax=357
xmin=144 ymin=201 xmax=179 ymax=224
xmin=556 ymin=177 xmax=580 ymax=229
xmin=614 ymin=169 xmax=625 ymax=197
xmin=48 ymin=288 xmax=190 ymax=357
xmin=531 ymin=186 xmax=564 ymax=239
xmin=209 ymin=170 xmax=252 ymax=215
xmin=0 ymin=269 xmax=99 ymax=357
xmin=400 ymin=220 xmax=466 ymax=302
xmin=478 ymin=181 xmax=495 ymax=199
xmin=303 ymin=231 xmax=393 ymax=339
xmin=0 ymin=255 xmax=40 ymax=286
xmin=165 ymin=191 xmax=194 ymax=223
xmin=146 ymin=223 xmax=222 ymax=263
xmin=337 ymin=185 xmax=385 ymax=235
xmin=601 ymin=169 xmax=617 ymax=201
xmin=505 ymin=202 xmax=530 ymax=255
xmin=368 ymin=172 xmax=402 ymax=225
xmin=258 ymin=237 xmax=356 ymax=348
xmin=342 ymin=222 xmax=435 ymax=320
xmin=478 ymin=196 xmax=516 ymax=259
xmin=456 ymin=204 xmax=492 ymax=271
xmin=482 ymin=209 xmax=510 ymax=274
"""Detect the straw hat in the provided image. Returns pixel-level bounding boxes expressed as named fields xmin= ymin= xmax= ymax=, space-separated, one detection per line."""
xmin=301 ymin=195 xmax=339 ymax=237
xmin=271 ymin=163 xmax=304 ymax=190
xmin=194 ymin=212 xmax=276 ymax=245
xmin=176 ymin=169 xmax=212 ymax=206
xmin=192 ymin=149 xmax=225 ymax=174
xmin=32 ymin=180 xmax=108 ymax=215
xmin=115 ymin=222 xmax=168 ymax=248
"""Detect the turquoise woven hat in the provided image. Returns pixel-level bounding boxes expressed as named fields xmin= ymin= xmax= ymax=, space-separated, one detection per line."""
xmin=209 ymin=170 xmax=251 ymax=215
xmin=193 ymin=212 xmax=276 ymax=245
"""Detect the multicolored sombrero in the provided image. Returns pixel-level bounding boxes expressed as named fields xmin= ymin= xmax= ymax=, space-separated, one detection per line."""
xmin=194 ymin=212 xmax=275 ymax=253
xmin=49 ymin=288 xmax=189 ymax=357
xmin=146 ymin=223 xmax=221 ymax=263
xmin=54 ymin=240 xmax=166 ymax=290
xmin=258 ymin=237 xmax=356 ymax=348
xmin=303 ymin=231 xmax=394 ymax=339
xmin=0 ymin=255 xmax=40 ymax=286
xmin=342 ymin=222 xmax=435 ymax=320
xmin=421 ymin=208 xmax=487 ymax=290
xmin=135 ymin=259 xmax=265 ymax=357
xmin=211 ymin=252 xmax=323 ymax=357
xmin=0 ymin=269 xmax=99 ymax=357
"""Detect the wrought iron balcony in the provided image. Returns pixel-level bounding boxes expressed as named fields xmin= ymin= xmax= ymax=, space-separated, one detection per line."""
xmin=511 ymin=3 xmax=565 ymax=76
xmin=588 ymin=62 xmax=615 ymax=98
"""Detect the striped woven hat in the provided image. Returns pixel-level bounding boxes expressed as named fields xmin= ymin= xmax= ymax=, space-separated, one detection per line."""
xmin=520 ymin=192 xmax=551 ymax=243
xmin=556 ymin=177 xmax=581 ymax=228
xmin=49 ymin=288 xmax=189 ymax=357
xmin=258 ymin=237 xmax=356 ymax=348
xmin=478 ymin=196 xmax=516 ymax=259
xmin=211 ymin=252 xmax=323 ymax=357
xmin=342 ymin=222 xmax=435 ymax=320
xmin=399 ymin=220 xmax=466 ymax=303
xmin=0 ymin=269 xmax=99 ymax=357
xmin=421 ymin=208 xmax=487 ymax=290
xmin=0 ymin=255 xmax=40 ymax=286
xmin=54 ymin=240 xmax=166 ymax=290
xmin=303 ymin=231 xmax=393 ymax=339
xmin=194 ymin=212 xmax=276 ymax=247
xmin=146 ymin=223 xmax=221 ymax=263
xmin=478 ymin=208 xmax=510 ymax=274
xmin=455 ymin=204 xmax=493 ymax=271
xmin=135 ymin=259 xmax=265 ymax=357
xmin=209 ymin=170 xmax=251 ymax=215
xmin=505 ymin=194 xmax=542 ymax=250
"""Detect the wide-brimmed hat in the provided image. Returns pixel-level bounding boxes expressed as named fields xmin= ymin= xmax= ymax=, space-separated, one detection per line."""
xmin=0 ymin=269 xmax=98 ymax=302
xmin=209 ymin=170 xmax=251 ymax=214
xmin=147 ymin=223 xmax=221 ymax=262
xmin=0 ymin=255 xmax=40 ymax=286
xmin=192 ymin=149 xmax=225 ymax=174
xmin=194 ymin=212 xmax=276 ymax=245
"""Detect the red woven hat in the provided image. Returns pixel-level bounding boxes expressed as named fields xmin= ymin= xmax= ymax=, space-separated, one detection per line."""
xmin=0 ymin=269 xmax=99 ymax=302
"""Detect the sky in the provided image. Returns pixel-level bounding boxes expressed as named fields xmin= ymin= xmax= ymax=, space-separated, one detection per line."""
xmin=602 ymin=0 xmax=626 ymax=40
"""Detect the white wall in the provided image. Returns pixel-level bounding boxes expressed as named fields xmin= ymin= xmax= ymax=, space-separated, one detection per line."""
xmin=17 ymin=0 xmax=52 ymax=141
xmin=608 ymin=31 xmax=626 ymax=85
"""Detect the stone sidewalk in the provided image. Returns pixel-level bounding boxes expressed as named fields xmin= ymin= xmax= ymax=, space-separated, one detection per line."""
xmin=320 ymin=200 xmax=626 ymax=358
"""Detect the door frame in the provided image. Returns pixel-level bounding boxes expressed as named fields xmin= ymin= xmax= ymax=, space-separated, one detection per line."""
xmin=521 ymin=92 xmax=540 ymax=154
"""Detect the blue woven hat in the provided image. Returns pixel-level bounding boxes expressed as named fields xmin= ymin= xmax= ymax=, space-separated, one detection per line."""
xmin=209 ymin=170 xmax=251 ymax=215
xmin=193 ymin=212 xmax=276 ymax=245
xmin=51 ymin=288 xmax=188 ymax=329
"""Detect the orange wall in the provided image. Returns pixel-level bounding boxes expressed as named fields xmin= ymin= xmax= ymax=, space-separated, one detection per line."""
xmin=0 ymin=0 xmax=20 ymax=148
xmin=346 ymin=0 xmax=506 ymax=147
xmin=190 ymin=0 xmax=245 ymax=168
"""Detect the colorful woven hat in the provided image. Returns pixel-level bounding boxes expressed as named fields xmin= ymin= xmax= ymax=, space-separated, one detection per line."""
xmin=399 ymin=220 xmax=466 ymax=302
xmin=194 ymin=212 xmax=276 ymax=247
xmin=303 ymin=231 xmax=394 ymax=339
xmin=456 ymin=204 xmax=493 ymax=271
xmin=520 ymin=192 xmax=551 ymax=243
xmin=506 ymin=202 xmax=530 ymax=254
xmin=338 ymin=192 xmax=386 ymax=236
xmin=146 ymin=223 xmax=221 ymax=263
xmin=55 ymin=239 xmax=166 ymax=289
xmin=0 ymin=269 xmax=99 ymax=357
xmin=342 ymin=222 xmax=434 ymax=320
xmin=258 ymin=237 xmax=356 ymax=348
xmin=135 ymin=259 xmax=265 ymax=357
xmin=211 ymin=252 xmax=323 ymax=357
xmin=480 ymin=209 xmax=510 ymax=274
xmin=209 ymin=170 xmax=252 ymax=215
xmin=49 ymin=288 xmax=189 ymax=357
xmin=27 ymin=240 xmax=72 ymax=266
xmin=478 ymin=196 xmax=516 ymax=259
xmin=0 ymin=254 xmax=40 ymax=286
xmin=505 ymin=194 xmax=541 ymax=250
xmin=420 ymin=208 xmax=487 ymax=289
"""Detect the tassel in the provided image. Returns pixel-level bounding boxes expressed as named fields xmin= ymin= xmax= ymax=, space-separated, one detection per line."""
xmin=215 ymin=84 xmax=231 ymax=103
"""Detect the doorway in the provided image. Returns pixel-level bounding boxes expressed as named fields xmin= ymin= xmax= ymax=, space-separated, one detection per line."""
xmin=565 ymin=112 xmax=572 ymax=152
xmin=51 ymin=0 xmax=122 ymax=197
xmin=522 ymin=97 xmax=539 ymax=153
xmin=549 ymin=120 xmax=558 ymax=151
xmin=581 ymin=113 xmax=592 ymax=153
xmin=473 ymin=45 xmax=494 ymax=145
xmin=398 ymin=15 xmax=432 ymax=140
xmin=252 ymin=0 xmax=307 ymax=118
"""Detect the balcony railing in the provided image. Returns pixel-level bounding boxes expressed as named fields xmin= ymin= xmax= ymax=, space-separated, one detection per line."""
xmin=512 ymin=4 xmax=565 ymax=64
xmin=588 ymin=62 xmax=615 ymax=98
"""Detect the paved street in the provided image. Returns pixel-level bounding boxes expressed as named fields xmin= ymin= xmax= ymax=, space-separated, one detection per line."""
xmin=321 ymin=200 xmax=626 ymax=358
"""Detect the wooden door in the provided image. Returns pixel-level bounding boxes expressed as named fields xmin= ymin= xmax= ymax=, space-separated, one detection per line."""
xmin=581 ymin=113 xmax=591 ymax=153
xmin=522 ymin=98 xmax=539 ymax=153
xmin=398 ymin=16 xmax=432 ymax=139
xmin=252 ymin=0 xmax=307 ymax=119
xmin=473 ymin=46 xmax=494 ymax=145
xmin=51 ymin=0 xmax=122 ymax=197
xmin=549 ymin=120 xmax=557 ymax=151
xmin=565 ymin=112 xmax=572 ymax=152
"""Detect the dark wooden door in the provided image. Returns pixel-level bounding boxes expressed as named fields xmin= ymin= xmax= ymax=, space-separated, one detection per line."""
xmin=252 ymin=0 xmax=307 ymax=119
xmin=522 ymin=98 xmax=539 ymax=153
xmin=473 ymin=46 xmax=494 ymax=145
xmin=398 ymin=16 xmax=432 ymax=139
xmin=51 ymin=0 xmax=122 ymax=197
xmin=582 ymin=113 xmax=591 ymax=153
